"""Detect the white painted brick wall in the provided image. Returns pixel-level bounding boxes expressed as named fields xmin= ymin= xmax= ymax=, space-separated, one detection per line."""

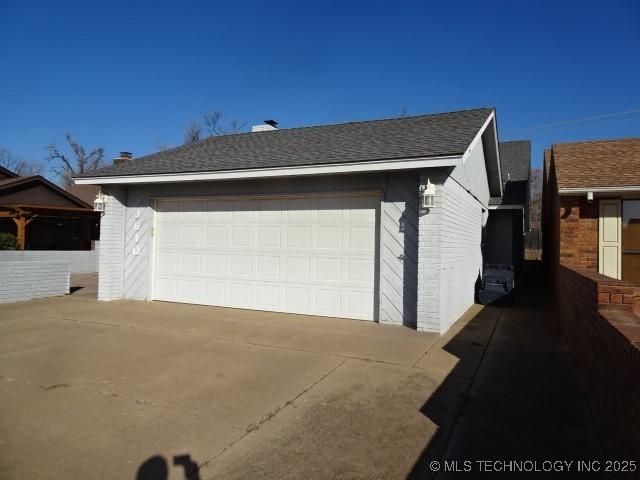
xmin=0 ymin=244 xmax=98 ymax=274
xmin=0 ymin=261 xmax=69 ymax=303
xmin=417 ymin=140 xmax=490 ymax=333
xmin=97 ymin=186 xmax=127 ymax=301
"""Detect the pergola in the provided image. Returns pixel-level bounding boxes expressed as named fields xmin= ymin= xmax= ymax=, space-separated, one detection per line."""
xmin=0 ymin=204 xmax=99 ymax=250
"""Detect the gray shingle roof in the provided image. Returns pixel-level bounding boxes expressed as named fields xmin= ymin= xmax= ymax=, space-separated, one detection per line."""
xmin=490 ymin=140 xmax=531 ymax=205
xmin=80 ymin=108 xmax=494 ymax=178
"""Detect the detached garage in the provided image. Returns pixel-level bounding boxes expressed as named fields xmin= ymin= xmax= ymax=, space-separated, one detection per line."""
xmin=76 ymin=108 xmax=507 ymax=334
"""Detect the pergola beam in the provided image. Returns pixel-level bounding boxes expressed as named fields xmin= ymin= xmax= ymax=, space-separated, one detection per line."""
xmin=11 ymin=214 xmax=37 ymax=250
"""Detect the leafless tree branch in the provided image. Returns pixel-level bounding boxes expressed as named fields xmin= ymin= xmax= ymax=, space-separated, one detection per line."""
xmin=184 ymin=122 xmax=202 ymax=144
xmin=0 ymin=147 xmax=43 ymax=176
xmin=183 ymin=110 xmax=248 ymax=145
xmin=46 ymin=134 xmax=105 ymax=187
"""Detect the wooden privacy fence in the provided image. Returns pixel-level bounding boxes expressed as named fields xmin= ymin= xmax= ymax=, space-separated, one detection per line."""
xmin=525 ymin=228 xmax=542 ymax=259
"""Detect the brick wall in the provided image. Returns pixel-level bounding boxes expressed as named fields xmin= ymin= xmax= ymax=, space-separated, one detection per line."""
xmin=417 ymin=137 xmax=488 ymax=333
xmin=98 ymin=186 xmax=127 ymax=301
xmin=0 ymin=261 xmax=70 ymax=303
xmin=557 ymin=265 xmax=640 ymax=459
xmin=0 ymin=244 xmax=99 ymax=274
xmin=558 ymin=196 xmax=598 ymax=270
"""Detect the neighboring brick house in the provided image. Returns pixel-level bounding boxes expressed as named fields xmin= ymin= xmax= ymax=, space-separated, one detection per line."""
xmin=542 ymin=138 xmax=640 ymax=458
xmin=543 ymin=138 xmax=640 ymax=284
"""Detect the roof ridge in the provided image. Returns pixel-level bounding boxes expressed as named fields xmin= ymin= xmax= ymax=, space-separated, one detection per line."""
xmin=125 ymin=107 xmax=495 ymax=165
xmin=499 ymin=139 xmax=531 ymax=145
xmin=552 ymin=136 xmax=640 ymax=149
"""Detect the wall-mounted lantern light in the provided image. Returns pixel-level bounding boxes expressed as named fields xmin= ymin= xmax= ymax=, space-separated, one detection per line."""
xmin=94 ymin=191 xmax=106 ymax=213
xmin=419 ymin=179 xmax=436 ymax=209
xmin=587 ymin=191 xmax=594 ymax=203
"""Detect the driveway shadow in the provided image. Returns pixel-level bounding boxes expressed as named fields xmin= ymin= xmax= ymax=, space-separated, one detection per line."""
xmin=407 ymin=261 xmax=605 ymax=479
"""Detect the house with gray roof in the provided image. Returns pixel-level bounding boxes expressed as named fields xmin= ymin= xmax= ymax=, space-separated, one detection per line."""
xmin=484 ymin=140 xmax=532 ymax=278
xmin=76 ymin=107 xmax=513 ymax=334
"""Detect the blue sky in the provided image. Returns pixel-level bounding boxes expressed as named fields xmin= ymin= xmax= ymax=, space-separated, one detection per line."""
xmin=0 ymin=0 xmax=639 ymax=178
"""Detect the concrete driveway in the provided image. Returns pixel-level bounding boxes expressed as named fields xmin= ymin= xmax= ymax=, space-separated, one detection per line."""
xmin=0 ymin=271 xmax=603 ymax=480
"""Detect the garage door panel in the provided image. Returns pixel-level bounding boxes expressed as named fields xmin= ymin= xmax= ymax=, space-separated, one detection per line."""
xmin=204 ymin=254 xmax=226 ymax=275
xmin=182 ymin=200 xmax=206 ymax=219
xmin=256 ymin=255 xmax=280 ymax=279
xmin=181 ymin=253 xmax=201 ymax=273
xmin=205 ymin=225 xmax=227 ymax=246
xmin=316 ymin=226 xmax=342 ymax=248
xmin=229 ymin=283 xmax=254 ymax=306
xmin=158 ymin=224 xmax=179 ymax=246
xmin=179 ymin=278 xmax=201 ymax=302
xmin=346 ymin=290 xmax=374 ymax=317
xmin=157 ymin=252 xmax=179 ymax=273
xmin=229 ymin=255 xmax=253 ymax=276
xmin=204 ymin=281 xmax=225 ymax=303
xmin=257 ymin=226 xmax=281 ymax=248
xmin=231 ymin=226 xmax=252 ymax=247
xmin=286 ymin=226 xmax=311 ymax=248
xmin=316 ymin=257 xmax=342 ymax=281
xmin=348 ymin=225 xmax=376 ymax=250
xmin=347 ymin=258 xmax=374 ymax=283
xmin=156 ymin=277 xmax=178 ymax=298
xmin=256 ymin=284 xmax=280 ymax=308
xmin=284 ymin=286 xmax=310 ymax=311
xmin=284 ymin=256 xmax=311 ymax=280
xmin=316 ymin=288 xmax=342 ymax=314
xmin=154 ymin=195 xmax=378 ymax=320
xmin=182 ymin=225 xmax=203 ymax=246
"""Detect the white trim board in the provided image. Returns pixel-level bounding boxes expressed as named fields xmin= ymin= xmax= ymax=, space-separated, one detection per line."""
xmin=488 ymin=204 xmax=524 ymax=210
xmin=74 ymin=155 xmax=462 ymax=185
xmin=559 ymin=186 xmax=640 ymax=195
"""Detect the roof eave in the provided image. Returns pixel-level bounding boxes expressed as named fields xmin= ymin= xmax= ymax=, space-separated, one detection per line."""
xmin=461 ymin=110 xmax=502 ymax=197
xmin=73 ymin=155 xmax=463 ymax=185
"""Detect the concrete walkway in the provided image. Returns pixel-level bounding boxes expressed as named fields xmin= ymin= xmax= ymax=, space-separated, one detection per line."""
xmin=69 ymin=273 xmax=98 ymax=298
xmin=0 ymin=266 xmax=603 ymax=479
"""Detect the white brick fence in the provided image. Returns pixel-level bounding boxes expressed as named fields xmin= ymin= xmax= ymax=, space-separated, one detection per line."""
xmin=0 ymin=261 xmax=70 ymax=303
xmin=0 ymin=243 xmax=99 ymax=274
xmin=0 ymin=245 xmax=98 ymax=303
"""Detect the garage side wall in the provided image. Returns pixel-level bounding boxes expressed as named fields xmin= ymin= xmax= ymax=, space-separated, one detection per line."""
xmin=115 ymin=172 xmax=419 ymax=326
xmin=98 ymin=186 xmax=127 ymax=301
xmin=417 ymin=140 xmax=490 ymax=333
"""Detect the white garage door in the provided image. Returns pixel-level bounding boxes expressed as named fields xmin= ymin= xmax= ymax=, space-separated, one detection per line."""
xmin=152 ymin=194 xmax=378 ymax=320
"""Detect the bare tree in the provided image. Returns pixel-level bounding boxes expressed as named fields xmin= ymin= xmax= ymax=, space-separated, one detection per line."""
xmin=203 ymin=111 xmax=224 ymax=137
xmin=184 ymin=122 xmax=202 ymax=144
xmin=0 ymin=147 xmax=42 ymax=176
xmin=228 ymin=118 xmax=248 ymax=133
xmin=46 ymin=134 xmax=105 ymax=187
xmin=184 ymin=110 xmax=247 ymax=144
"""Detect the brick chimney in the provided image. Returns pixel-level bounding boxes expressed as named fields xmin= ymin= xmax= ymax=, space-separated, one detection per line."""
xmin=113 ymin=151 xmax=133 ymax=165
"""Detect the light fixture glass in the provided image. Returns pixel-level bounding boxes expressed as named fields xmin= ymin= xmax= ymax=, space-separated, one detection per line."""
xmin=420 ymin=179 xmax=436 ymax=209
xmin=94 ymin=192 xmax=106 ymax=213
